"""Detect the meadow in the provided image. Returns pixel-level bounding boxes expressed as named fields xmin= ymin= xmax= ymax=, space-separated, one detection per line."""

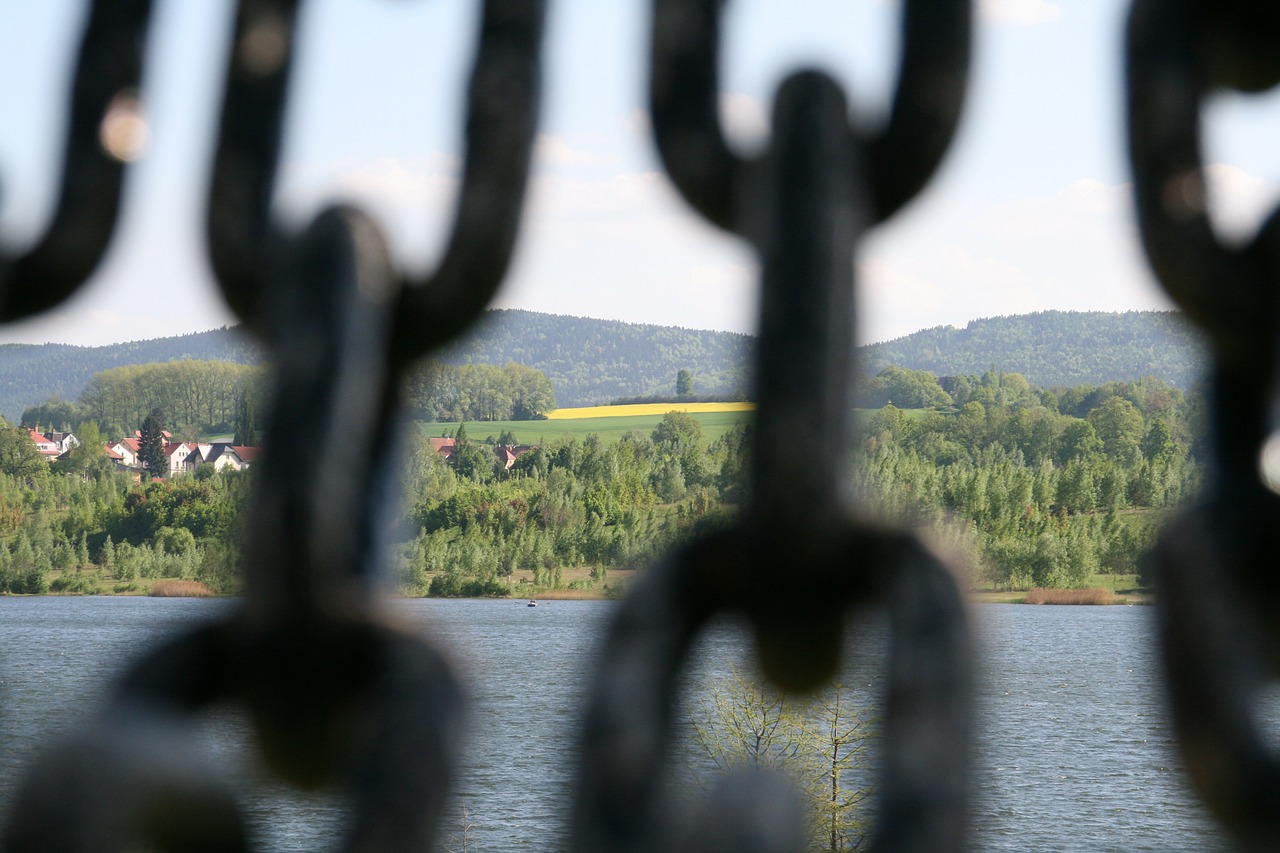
xmin=418 ymin=403 xmax=754 ymax=446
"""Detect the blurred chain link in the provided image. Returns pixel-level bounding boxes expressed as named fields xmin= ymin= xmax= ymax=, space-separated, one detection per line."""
xmin=1128 ymin=1 xmax=1280 ymax=851
xmin=9 ymin=0 xmax=1272 ymax=850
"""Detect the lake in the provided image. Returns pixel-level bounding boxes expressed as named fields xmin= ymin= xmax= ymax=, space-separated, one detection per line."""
xmin=0 ymin=598 xmax=1228 ymax=851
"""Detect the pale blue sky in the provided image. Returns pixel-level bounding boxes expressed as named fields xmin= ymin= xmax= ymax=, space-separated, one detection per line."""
xmin=1 ymin=0 xmax=1278 ymax=347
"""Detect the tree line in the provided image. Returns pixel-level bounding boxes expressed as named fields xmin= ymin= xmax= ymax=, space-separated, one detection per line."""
xmin=393 ymin=410 xmax=745 ymax=596
xmin=22 ymin=360 xmax=268 ymax=441
xmin=0 ymin=365 xmax=1204 ymax=597
xmin=404 ymin=360 xmax=557 ymax=422
xmin=852 ymin=368 xmax=1200 ymax=590
xmin=0 ymin=446 xmax=248 ymax=595
xmin=20 ymin=357 xmax=559 ymax=441
xmin=860 ymin=310 xmax=1203 ymax=390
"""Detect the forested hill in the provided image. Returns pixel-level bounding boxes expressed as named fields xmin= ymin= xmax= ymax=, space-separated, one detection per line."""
xmin=0 ymin=311 xmax=751 ymax=421
xmin=436 ymin=309 xmax=752 ymax=406
xmin=0 ymin=309 xmax=1206 ymax=422
xmin=860 ymin=311 xmax=1206 ymax=390
xmin=0 ymin=328 xmax=261 ymax=423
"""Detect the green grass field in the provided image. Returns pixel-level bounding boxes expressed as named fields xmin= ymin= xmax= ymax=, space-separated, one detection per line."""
xmin=419 ymin=409 xmax=753 ymax=447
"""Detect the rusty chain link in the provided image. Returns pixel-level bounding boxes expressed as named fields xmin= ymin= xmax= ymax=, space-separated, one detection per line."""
xmin=6 ymin=0 xmax=1276 ymax=850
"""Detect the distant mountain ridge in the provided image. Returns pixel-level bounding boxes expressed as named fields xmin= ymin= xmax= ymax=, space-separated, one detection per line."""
xmin=0 ymin=309 xmax=1205 ymax=423
xmin=860 ymin=310 xmax=1206 ymax=390
xmin=0 ymin=311 xmax=752 ymax=422
xmin=0 ymin=328 xmax=262 ymax=424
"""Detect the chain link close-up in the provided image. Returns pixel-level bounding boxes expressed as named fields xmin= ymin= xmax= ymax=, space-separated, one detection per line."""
xmin=1 ymin=0 xmax=1279 ymax=850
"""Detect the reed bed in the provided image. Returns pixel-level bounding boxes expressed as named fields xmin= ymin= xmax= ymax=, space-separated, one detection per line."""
xmin=148 ymin=580 xmax=215 ymax=598
xmin=1023 ymin=587 xmax=1117 ymax=605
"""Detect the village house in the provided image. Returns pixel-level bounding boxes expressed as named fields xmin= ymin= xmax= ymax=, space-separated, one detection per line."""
xmin=96 ymin=435 xmax=263 ymax=476
xmin=427 ymin=436 xmax=533 ymax=470
xmin=163 ymin=441 xmax=197 ymax=476
xmin=108 ymin=438 xmax=140 ymax=467
xmin=183 ymin=443 xmax=262 ymax=473
xmin=27 ymin=430 xmax=65 ymax=461
xmin=19 ymin=427 xmax=262 ymax=476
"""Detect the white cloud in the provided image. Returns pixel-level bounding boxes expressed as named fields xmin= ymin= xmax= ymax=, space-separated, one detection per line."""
xmin=535 ymin=134 xmax=614 ymax=169
xmin=859 ymin=178 xmax=1174 ymax=343
xmin=980 ymin=0 xmax=1062 ymax=27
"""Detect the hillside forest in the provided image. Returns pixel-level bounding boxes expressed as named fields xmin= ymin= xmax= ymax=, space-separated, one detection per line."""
xmin=0 ymin=309 xmax=1202 ymax=426
xmin=0 ymin=358 xmax=1200 ymax=597
xmin=19 ymin=359 xmax=560 ymax=442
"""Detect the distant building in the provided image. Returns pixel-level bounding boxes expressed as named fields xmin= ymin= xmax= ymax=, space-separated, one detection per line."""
xmin=27 ymin=430 xmax=63 ymax=461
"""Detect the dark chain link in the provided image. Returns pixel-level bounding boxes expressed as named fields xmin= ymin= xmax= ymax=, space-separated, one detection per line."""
xmin=1128 ymin=1 xmax=1280 ymax=850
xmin=568 ymin=5 xmax=972 ymax=853
xmin=9 ymin=0 xmax=1274 ymax=850
xmin=3 ymin=2 xmax=543 ymax=850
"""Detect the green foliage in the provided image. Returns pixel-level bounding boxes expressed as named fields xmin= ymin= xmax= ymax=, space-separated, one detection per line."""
xmin=861 ymin=310 xmax=1204 ymax=390
xmin=20 ymin=398 xmax=83 ymax=432
xmin=854 ymin=373 xmax=1200 ymax=590
xmin=437 ymin=309 xmax=751 ymax=406
xmin=860 ymin=365 xmax=952 ymax=409
xmin=420 ymin=410 xmax=751 ymax=449
xmin=406 ymin=360 xmax=557 ymax=422
xmin=0 ymin=459 xmax=250 ymax=594
xmin=138 ymin=409 xmax=167 ymax=475
xmin=0 ymin=328 xmax=261 ymax=424
xmin=676 ymin=368 xmax=694 ymax=398
xmin=79 ymin=360 xmax=266 ymax=439
xmin=0 ymin=429 xmax=49 ymax=479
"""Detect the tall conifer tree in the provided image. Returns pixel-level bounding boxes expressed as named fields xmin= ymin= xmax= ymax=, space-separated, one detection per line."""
xmin=138 ymin=408 xmax=167 ymax=475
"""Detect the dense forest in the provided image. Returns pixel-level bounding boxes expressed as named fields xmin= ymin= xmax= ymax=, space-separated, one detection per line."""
xmin=0 ymin=364 xmax=1202 ymax=597
xmin=861 ymin=311 xmax=1205 ymax=389
xmin=438 ymin=309 xmax=752 ymax=406
xmin=0 ymin=328 xmax=262 ymax=423
xmin=405 ymin=361 xmax=557 ymax=421
xmin=20 ymin=358 xmax=557 ymax=439
xmin=0 ymin=310 xmax=752 ymax=420
xmin=1 ymin=310 xmax=1206 ymax=423
xmin=20 ymin=361 xmax=269 ymax=443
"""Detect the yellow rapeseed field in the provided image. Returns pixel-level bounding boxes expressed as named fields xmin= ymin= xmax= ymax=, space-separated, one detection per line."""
xmin=546 ymin=401 xmax=755 ymax=420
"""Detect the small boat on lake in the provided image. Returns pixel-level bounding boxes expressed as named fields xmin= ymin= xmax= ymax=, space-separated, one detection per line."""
xmin=527 ymin=599 xmax=538 ymax=607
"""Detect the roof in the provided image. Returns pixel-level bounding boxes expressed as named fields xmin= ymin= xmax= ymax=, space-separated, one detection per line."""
xmin=230 ymin=445 xmax=262 ymax=462
xmin=28 ymin=430 xmax=61 ymax=456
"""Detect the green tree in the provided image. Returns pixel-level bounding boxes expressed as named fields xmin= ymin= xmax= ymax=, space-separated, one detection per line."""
xmin=865 ymin=366 xmax=952 ymax=409
xmin=1089 ymin=396 xmax=1145 ymax=465
xmin=233 ymin=387 xmax=256 ymax=447
xmin=59 ymin=420 xmax=105 ymax=475
xmin=138 ymin=408 xmax=167 ymax=475
xmin=1056 ymin=419 xmax=1102 ymax=464
xmin=0 ymin=429 xmax=49 ymax=478
xmin=676 ymin=368 xmax=694 ymax=398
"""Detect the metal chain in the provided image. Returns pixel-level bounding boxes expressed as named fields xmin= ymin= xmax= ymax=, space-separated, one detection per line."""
xmin=568 ymin=5 xmax=972 ymax=853
xmin=3 ymin=2 xmax=544 ymax=851
xmin=12 ymin=0 xmax=1276 ymax=851
xmin=1127 ymin=1 xmax=1280 ymax=851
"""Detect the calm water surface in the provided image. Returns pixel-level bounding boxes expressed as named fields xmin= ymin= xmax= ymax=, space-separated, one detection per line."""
xmin=0 ymin=597 xmax=1228 ymax=851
